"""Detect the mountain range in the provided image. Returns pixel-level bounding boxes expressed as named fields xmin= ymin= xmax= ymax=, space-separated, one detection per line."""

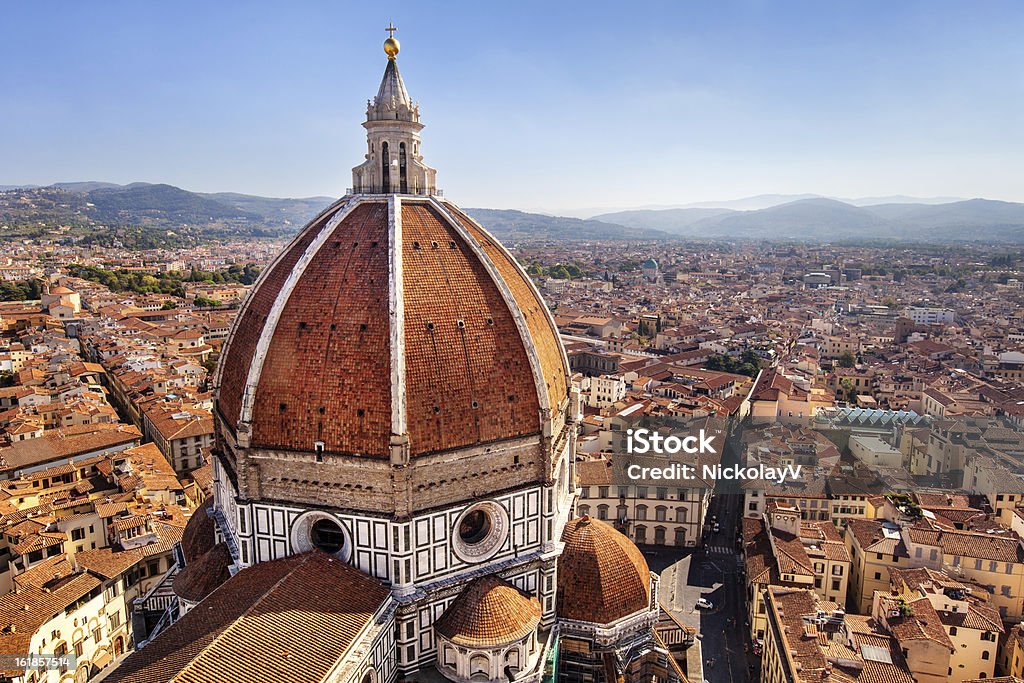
xmin=2 ymin=182 xmax=1024 ymax=244
xmin=592 ymin=197 xmax=1024 ymax=242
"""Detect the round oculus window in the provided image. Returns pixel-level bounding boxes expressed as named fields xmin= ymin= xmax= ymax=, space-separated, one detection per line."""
xmin=452 ymin=501 xmax=509 ymax=563
xmin=458 ymin=509 xmax=492 ymax=545
xmin=310 ymin=518 xmax=346 ymax=554
xmin=290 ymin=511 xmax=352 ymax=561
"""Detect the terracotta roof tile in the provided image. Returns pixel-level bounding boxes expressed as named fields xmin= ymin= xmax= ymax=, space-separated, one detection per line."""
xmin=434 ymin=575 xmax=541 ymax=647
xmin=557 ymin=516 xmax=650 ymax=624
xmin=105 ymin=551 xmax=389 ymax=683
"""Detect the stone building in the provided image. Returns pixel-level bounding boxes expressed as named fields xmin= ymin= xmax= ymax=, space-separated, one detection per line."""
xmin=104 ymin=31 xmax=683 ymax=683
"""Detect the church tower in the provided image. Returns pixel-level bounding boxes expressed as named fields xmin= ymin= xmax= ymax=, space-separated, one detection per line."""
xmin=351 ymin=25 xmax=437 ymax=195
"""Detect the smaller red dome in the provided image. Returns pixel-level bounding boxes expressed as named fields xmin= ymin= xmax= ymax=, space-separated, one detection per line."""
xmin=557 ymin=516 xmax=651 ymax=624
xmin=434 ymin=575 xmax=541 ymax=647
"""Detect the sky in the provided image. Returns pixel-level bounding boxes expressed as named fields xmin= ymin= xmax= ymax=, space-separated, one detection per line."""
xmin=3 ymin=0 xmax=1023 ymax=214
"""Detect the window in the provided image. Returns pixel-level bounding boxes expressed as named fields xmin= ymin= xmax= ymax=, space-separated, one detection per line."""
xmin=635 ymin=526 xmax=647 ymax=544
xmin=636 ymin=505 xmax=648 ymax=521
xmin=874 ymin=572 xmax=882 ymax=580
xmin=654 ymin=527 xmax=666 ymax=545
xmin=598 ymin=486 xmax=609 ymax=498
xmin=311 ymin=518 xmax=348 ymax=553
xmin=578 ymin=505 xmax=590 ymax=517
xmin=597 ymin=505 xmax=609 ymax=521
xmin=676 ymin=508 xmax=688 ymax=523
xmin=832 ymin=566 xmax=843 ymax=576
xmin=949 ymin=626 xmax=958 ymax=636
xmin=655 ymin=506 xmax=667 ymax=522
xmin=71 ymin=528 xmax=85 ymax=541
xmin=580 ymin=487 xmax=590 ymax=499
xmin=636 ymin=487 xmax=648 ymax=499
xmin=982 ymin=651 xmax=990 ymax=660
xmin=618 ymin=486 xmax=629 ymax=498
xmin=832 ymin=579 xmax=841 ymax=592
xmin=470 ymin=654 xmax=489 ymax=680
xmin=657 ymin=487 xmax=667 ymax=500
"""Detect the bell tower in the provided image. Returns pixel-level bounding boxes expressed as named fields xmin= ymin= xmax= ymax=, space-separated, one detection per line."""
xmin=351 ymin=25 xmax=438 ymax=195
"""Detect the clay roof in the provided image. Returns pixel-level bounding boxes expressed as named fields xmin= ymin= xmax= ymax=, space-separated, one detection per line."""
xmin=0 ymin=423 xmax=141 ymax=471
xmin=434 ymin=575 xmax=541 ymax=647
xmin=217 ymin=198 xmax=568 ymax=458
xmin=104 ymin=552 xmax=389 ymax=683
xmin=172 ymin=542 xmax=233 ymax=603
xmin=557 ymin=516 xmax=651 ymax=624
xmin=0 ymin=572 xmax=102 ymax=672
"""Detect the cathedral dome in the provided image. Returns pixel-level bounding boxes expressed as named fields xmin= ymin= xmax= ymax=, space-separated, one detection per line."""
xmin=215 ymin=197 xmax=569 ymax=458
xmin=557 ymin=516 xmax=652 ymax=624
xmin=434 ymin=575 xmax=541 ymax=647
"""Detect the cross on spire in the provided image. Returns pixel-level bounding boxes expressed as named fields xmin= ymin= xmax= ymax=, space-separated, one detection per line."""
xmin=385 ymin=23 xmax=398 ymax=39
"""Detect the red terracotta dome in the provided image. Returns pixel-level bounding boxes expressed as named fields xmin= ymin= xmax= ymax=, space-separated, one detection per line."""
xmin=216 ymin=197 xmax=569 ymax=458
xmin=434 ymin=575 xmax=541 ymax=647
xmin=557 ymin=516 xmax=652 ymax=624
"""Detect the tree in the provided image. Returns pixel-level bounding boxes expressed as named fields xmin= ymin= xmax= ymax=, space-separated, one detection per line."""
xmin=838 ymin=351 xmax=856 ymax=368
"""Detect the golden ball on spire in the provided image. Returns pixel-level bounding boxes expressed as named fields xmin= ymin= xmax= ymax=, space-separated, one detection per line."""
xmin=383 ymin=36 xmax=400 ymax=59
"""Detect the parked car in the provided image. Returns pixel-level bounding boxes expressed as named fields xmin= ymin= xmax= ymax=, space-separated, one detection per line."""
xmin=696 ymin=597 xmax=714 ymax=609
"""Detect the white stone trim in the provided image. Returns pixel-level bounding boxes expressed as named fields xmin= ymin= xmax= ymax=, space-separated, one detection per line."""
xmin=214 ymin=195 xmax=351 ymax=395
xmin=439 ymin=199 xmax=571 ymax=408
xmin=238 ymin=197 xmax=363 ymax=429
xmin=427 ymin=197 xmax=552 ymax=417
xmin=388 ymin=195 xmax=407 ymax=438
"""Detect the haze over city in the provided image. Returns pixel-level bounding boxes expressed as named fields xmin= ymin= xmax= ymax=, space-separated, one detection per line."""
xmin=3 ymin=0 xmax=1024 ymax=212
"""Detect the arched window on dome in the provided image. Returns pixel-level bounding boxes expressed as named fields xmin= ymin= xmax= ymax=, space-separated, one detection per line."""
xmin=399 ymin=142 xmax=408 ymax=193
xmin=505 ymin=648 xmax=520 ymax=673
xmin=470 ymin=654 xmax=490 ymax=680
xmin=381 ymin=142 xmax=391 ymax=193
xmin=443 ymin=647 xmax=457 ymax=669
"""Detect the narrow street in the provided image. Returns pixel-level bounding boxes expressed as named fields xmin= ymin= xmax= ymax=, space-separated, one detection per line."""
xmin=650 ymin=420 xmax=758 ymax=683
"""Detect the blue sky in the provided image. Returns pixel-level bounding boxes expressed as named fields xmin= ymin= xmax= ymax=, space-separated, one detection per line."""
xmin=3 ymin=0 xmax=1023 ymax=213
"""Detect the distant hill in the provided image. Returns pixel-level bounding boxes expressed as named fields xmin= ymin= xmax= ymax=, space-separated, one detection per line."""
xmin=463 ymin=208 xmax=668 ymax=241
xmin=592 ymin=208 xmax=736 ymax=234
xmin=593 ymin=197 xmax=1024 ymax=242
xmin=3 ymin=181 xmax=1024 ymax=245
xmin=0 ymin=182 xmax=335 ymax=247
xmin=199 ymin=191 xmax=335 ymax=227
